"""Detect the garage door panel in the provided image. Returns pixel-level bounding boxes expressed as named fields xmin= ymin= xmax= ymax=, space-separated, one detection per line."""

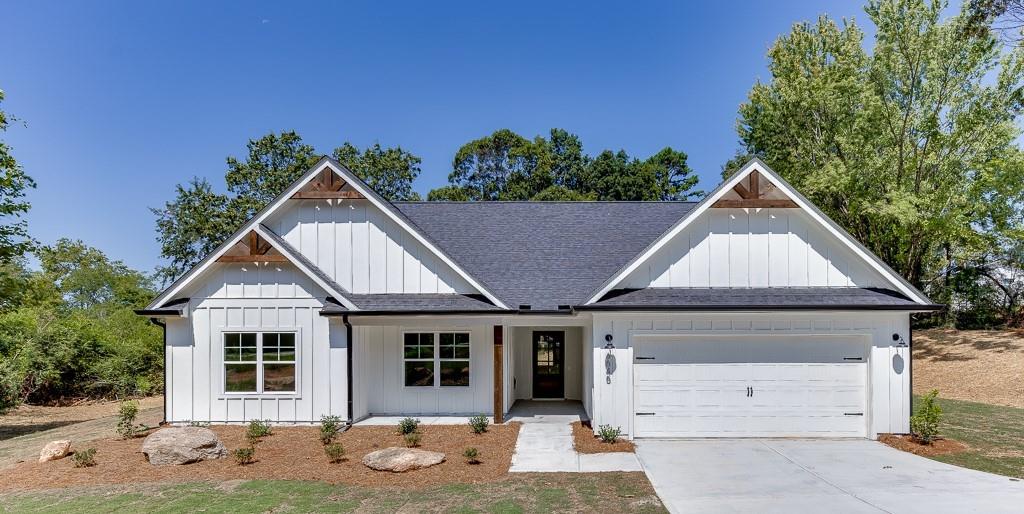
xmin=632 ymin=336 xmax=868 ymax=438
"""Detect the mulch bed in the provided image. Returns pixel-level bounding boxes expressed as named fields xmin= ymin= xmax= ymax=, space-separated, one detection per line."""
xmin=571 ymin=421 xmax=635 ymax=454
xmin=0 ymin=423 xmax=520 ymax=492
xmin=879 ymin=433 xmax=968 ymax=457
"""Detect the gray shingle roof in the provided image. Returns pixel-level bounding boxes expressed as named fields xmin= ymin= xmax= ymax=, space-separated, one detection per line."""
xmin=321 ymin=293 xmax=504 ymax=315
xmin=581 ymin=287 xmax=942 ymax=310
xmin=393 ymin=201 xmax=697 ymax=310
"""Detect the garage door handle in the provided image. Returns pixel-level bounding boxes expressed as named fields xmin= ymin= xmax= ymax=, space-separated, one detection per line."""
xmin=636 ymin=412 xmax=656 ymax=416
xmin=844 ymin=412 xmax=864 ymax=416
xmin=635 ymin=356 xmax=656 ymax=360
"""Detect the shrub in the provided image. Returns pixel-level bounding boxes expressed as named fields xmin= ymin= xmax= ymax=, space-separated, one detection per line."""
xmin=463 ymin=447 xmax=480 ymax=464
xmin=397 ymin=417 xmax=420 ymax=435
xmin=404 ymin=432 xmax=422 ymax=448
xmin=597 ymin=424 xmax=622 ymax=444
xmin=233 ymin=446 xmax=256 ymax=465
xmin=911 ymin=389 xmax=942 ymax=444
xmin=324 ymin=442 xmax=346 ymax=463
xmin=246 ymin=419 xmax=272 ymax=444
xmin=0 ymin=361 xmax=22 ymax=415
xmin=116 ymin=400 xmax=140 ymax=439
xmin=187 ymin=420 xmax=210 ymax=428
xmin=468 ymin=414 xmax=489 ymax=434
xmin=320 ymin=415 xmax=343 ymax=445
xmin=72 ymin=448 xmax=97 ymax=468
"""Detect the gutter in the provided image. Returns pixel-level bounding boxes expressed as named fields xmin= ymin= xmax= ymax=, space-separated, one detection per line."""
xmin=574 ymin=304 xmax=945 ymax=312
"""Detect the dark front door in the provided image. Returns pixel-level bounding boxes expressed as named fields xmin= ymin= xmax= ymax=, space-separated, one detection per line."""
xmin=532 ymin=331 xmax=565 ymax=399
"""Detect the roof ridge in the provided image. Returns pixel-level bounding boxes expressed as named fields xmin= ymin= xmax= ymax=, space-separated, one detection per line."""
xmin=393 ymin=200 xmax=700 ymax=204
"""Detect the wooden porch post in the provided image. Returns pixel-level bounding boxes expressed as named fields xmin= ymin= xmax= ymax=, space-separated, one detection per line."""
xmin=493 ymin=325 xmax=504 ymax=424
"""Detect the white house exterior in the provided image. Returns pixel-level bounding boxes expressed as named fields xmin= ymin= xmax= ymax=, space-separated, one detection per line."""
xmin=139 ymin=158 xmax=939 ymax=439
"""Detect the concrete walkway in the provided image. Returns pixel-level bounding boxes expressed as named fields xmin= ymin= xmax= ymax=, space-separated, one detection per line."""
xmin=637 ymin=439 xmax=1024 ymax=514
xmin=506 ymin=400 xmax=642 ymax=473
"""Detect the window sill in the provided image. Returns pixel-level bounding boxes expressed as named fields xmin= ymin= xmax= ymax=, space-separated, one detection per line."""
xmin=218 ymin=392 xmax=302 ymax=400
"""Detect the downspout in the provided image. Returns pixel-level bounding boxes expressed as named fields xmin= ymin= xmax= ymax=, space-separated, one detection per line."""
xmin=908 ymin=328 xmax=913 ymax=428
xmin=343 ymin=314 xmax=354 ymax=424
xmin=150 ymin=318 xmax=167 ymax=425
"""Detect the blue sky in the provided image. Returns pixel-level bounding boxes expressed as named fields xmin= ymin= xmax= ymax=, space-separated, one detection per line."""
xmin=2 ymin=0 xmax=929 ymax=273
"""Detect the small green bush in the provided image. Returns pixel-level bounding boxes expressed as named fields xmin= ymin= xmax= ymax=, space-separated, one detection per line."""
xmin=597 ymin=424 xmax=622 ymax=444
xmin=324 ymin=442 xmax=346 ymax=463
xmin=73 ymin=448 xmax=97 ymax=468
xmin=463 ymin=447 xmax=480 ymax=464
xmin=187 ymin=420 xmax=210 ymax=428
xmin=397 ymin=417 xmax=420 ymax=435
xmin=320 ymin=415 xmax=343 ymax=445
xmin=404 ymin=432 xmax=422 ymax=448
xmin=233 ymin=446 xmax=256 ymax=465
xmin=116 ymin=400 xmax=140 ymax=439
xmin=468 ymin=414 xmax=489 ymax=434
xmin=246 ymin=419 xmax=272 ymax=444
xmin=911 ymin=389 xmax=942 ymax=444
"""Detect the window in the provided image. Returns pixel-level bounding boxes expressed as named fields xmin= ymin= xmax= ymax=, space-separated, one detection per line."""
xmin=224 ymin=332 xmax=296 ymax=394
xmin=403 ymin=331 xmax=470 ymax=387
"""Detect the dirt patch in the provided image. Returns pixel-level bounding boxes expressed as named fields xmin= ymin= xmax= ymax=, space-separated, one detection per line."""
xmin=879 ymin=434 xmax=968 ymax=457
xmin=0 ymin=396 xmax=163 ymax=441
xmin=0 ymin=423 xmax=520 ymax=492
xmin=571 ymin=421 xmax=635 ymax=454
xmin=913 ymin=329 xmax=1024 ymax=408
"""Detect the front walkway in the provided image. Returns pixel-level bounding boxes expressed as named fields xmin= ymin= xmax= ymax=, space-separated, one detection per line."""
xmin=637 ymin=439 xmax=1024 ymax=514
xmin=506 ymin=400 xmax=642 ymax=473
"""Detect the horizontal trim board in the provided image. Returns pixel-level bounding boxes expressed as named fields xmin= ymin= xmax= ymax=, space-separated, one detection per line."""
xmin=577 ymin=304 xmax=942 ymax=312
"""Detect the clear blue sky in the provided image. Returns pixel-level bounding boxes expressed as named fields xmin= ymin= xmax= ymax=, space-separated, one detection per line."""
xmin=2 ymin=0 xmax=922 ymax=273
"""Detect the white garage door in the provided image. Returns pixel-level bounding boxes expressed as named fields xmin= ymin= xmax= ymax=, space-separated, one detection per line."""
xmin=633 ymin=335 xmax=868 ymax=438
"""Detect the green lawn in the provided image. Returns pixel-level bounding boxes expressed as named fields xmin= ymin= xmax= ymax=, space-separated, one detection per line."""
xmin=0 ymin=473 xmax=666 ymax=513
xmin=914 ymin=395 xmax=1024 ymax=479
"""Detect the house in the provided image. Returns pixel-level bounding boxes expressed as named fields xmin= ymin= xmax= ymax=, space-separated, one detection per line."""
xmin=138 ymin=157 xmax=940 ymax=439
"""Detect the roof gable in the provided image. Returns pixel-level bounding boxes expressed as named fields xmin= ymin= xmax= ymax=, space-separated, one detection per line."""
xmin=584 ymin=159 xmax=932 ymax=305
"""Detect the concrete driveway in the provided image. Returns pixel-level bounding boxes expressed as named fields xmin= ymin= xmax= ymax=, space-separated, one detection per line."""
xmin=636 ymin=439 xmax=1024 ymax=514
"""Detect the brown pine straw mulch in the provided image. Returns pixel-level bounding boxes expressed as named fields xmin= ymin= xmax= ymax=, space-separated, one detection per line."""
xmin=878 ymin=434 xmax=968 ymax=457
xmin=0 ymin=423 xmax=520 ymax=492
xmin=571 ymin=421 xmax=635 ymax=454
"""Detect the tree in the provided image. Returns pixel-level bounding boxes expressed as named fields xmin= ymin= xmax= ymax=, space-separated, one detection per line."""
xmin=446 ymin=129 xmax=549 ymax=201
xmin=154 ymin=131 xmax=422 ymax=281
xmin=0 ymin=88 xmax=36 ymax=263
xmin=730 ymin=0 xmax=1024 ymax=297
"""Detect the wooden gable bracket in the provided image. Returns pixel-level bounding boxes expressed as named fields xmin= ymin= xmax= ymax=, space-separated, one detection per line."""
xmin=712 ymin=169 xmax=798 ymax=208
xmin=291 ymin=168 xmax=366 ymax=199
xmin=216 ymin=231 xmax=289 ymax=263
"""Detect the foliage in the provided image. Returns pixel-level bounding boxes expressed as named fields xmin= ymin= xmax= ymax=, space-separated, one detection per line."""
xmin=187 ymin=420 xmax=211 ymax=428
xmin=246 ymin=419 xmax=272 ymax=444
xmin=463 ymin=447 xmax=480 ymax=464
xmin=116 ymin=400 xmax=140 ymax=439
xmin=911 ymin=389 xmax=943 ymax=444
xmin=233 ymin=446 xmax=256 ymax=465
xmin=731 ymin=0 xmax=1024 ymax=327
xmin=72 ymin=448 xmax=97 ymax=468
xmin=397 ymin=417 xmax=420 ymax=435
xmin=0 ymin=88 xmax=37 ymax=263
xmin=432 ymin=128 xmax=701 ymax=202
xmin=468 ymin=414 xmax=489 ymax=434
xmin=403 ymin=432 xmax=422 ymax=448
xmin=596 ymin=424 xmax=622 ymax=444
xmin=319 ymin=415 xmax=343 ymax=445
xmin=0 ymin=360 xmax=20 ymax=414
xmin=153 ymin=131 xmax=422 ymax=282
xmin=324 ymin=442 xmax=346 ymax=463
xmin=0 ymin=240 xmax=162 ymax=404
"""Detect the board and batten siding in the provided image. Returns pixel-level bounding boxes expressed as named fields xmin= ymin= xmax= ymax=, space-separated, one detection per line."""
xmin=352 ymin=322 xmax=494 ymax=418
xmin=166 ymin=262 xmax=348 ymax=423
xmin=622 ymin=208 xmax=888 ymax=289
xmin=589 ymin=312 xmax=910 ymax=440
xmin=269 ymin=199 xmax=475 ymax=295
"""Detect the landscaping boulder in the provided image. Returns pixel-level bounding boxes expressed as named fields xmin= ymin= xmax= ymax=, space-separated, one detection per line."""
xmin=38 ymin=440 xmax=72 ymax=463
xmin=142 ymin=427 xmax=226 ymax=465
xmin=362 ymin=447 xmax=445 ymax=472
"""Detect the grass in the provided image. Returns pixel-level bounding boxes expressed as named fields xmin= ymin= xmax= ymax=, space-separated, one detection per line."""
xmin=914 ymin=395 xmax=1024 ymax=478
xmin=0 ymin=473 xmax=665 ymax=513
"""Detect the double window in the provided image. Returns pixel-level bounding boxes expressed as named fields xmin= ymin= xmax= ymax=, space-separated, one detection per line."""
xmin=224 ymin=332 xmax=296 ymax=394
xmin=403 ymin=332 xmax=470 ymax=387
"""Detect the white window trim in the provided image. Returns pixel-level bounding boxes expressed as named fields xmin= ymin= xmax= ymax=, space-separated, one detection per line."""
xmin=401 ymin=330 xmax=471 ymax=389
xmin=220 ymin=329 xmax=301 ymax=397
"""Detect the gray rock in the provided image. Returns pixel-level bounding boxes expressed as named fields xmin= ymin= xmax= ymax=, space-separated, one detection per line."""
xmin=362 ymin=447 xmax=445 ymax=472
xmin=39 ymin=440 xmax=72 ymax=463
xmin=142 ymin=427 xmax=226 ymax=465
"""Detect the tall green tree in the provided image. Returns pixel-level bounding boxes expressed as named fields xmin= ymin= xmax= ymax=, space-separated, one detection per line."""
xmin=154 ymin=131 xmax=422 ymax=281
xmin=731 ymin=0 xmax=1024 ymax=296
xmin=0 ymin=88 xmax=36 ymax=263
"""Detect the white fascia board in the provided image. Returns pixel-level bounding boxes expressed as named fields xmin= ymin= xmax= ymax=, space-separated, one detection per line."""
xmin=584 ymin=158 xmax=930 ymax=305
xmin=319 ymin=159 xmax=510 ymax=310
